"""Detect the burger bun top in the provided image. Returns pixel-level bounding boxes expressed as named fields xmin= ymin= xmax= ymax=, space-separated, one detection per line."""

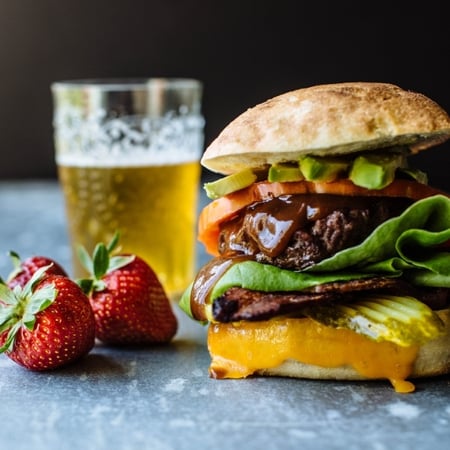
xmin=202 ymin=82 xmax=450 ymax=174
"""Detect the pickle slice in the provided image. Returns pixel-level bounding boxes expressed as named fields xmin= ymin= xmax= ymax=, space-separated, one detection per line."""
xmin=204 ymin=168 xmax=257 ymax=199
xmin=299 ymin=156 xmax=349 ymax=182
xmin=303 ymin=295 xmax=445 ymax=346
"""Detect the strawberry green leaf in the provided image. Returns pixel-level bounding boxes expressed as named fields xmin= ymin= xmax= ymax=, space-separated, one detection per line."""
xmin=76 ymin=231 xmax=134 ymax=288
xmin=77 ymin=245 xmax=93 ymax=274
xmin=0 ymin=306 xmax=17 ymax=332
xmin=0 ymin=282 xmax=19 ymax=306
xmin=0 ymin=321 xmax=22 ymax=353
xmin=12 ymin=285 xmax=22 ymax=297
xmin=6 ymin=251 xmax=22 ymax=282
xmin=108 ymin=255 xmax=135 ymax=273
xmin=21 ymin=264 xmax=53 ymax=299
xmin=93 ymin=243 xmax=110 ymax=279
xmin=76 ymin=278 xmax=95 ymax=295
xmin=93 ymin=280 xmax=106 ymax=292
xmin=0 ymin=266 xmax=58 ymax=353
xmin=0 ymin=284 xmax=20 ymax=331
xmin=78 ymin=276 xmax=105 ymax=293
xmin=22 ymin=284 xmax=57 ymax=329
xmin=0 ymin=316 xmax=16 ymax=334
xmin=107 ymin=230 xmax=121 ymax=254
xmin=23 ymin=317 xmax=36 ymax=331
xmin=8 ymin=250 xmax=21 ymax=267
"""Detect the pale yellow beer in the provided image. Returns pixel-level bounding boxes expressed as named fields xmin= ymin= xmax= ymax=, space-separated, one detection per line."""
xmin=58 ymin=160 xmax=201 ymax=299
xmin=52 ymin=78 xmax=204 ymax=299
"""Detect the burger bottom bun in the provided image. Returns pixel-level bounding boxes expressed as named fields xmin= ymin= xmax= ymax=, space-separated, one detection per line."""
xmin=257 ymin=309 xmax=450 ymax=380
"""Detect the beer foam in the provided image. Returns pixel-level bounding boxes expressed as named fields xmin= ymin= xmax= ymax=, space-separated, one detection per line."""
xmin=56 ymin=148 xmax=199 ymax=167
xmin=54 ymin=109 xmax=205 ymax=167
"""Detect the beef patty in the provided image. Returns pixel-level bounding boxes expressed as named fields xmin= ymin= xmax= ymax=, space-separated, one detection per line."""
xmin=218 ymin=194 xmax=412 ymax=270
xmin=212 ymin=279 xmax=450 ymax=322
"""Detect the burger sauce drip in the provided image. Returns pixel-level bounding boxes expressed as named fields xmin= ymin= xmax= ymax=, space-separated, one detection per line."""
xmin=190 ymin=257 xmax=249 ymax=321
xmin=193 ymin=195 xmax=380 ymax=321
xmin=219 ymin=194 xmax=380 ymax=259
xmin=244 ymin=196 xmax=306 ymax=257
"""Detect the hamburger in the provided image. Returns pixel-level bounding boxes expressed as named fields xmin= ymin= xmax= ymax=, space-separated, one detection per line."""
xmin=179 ymin=82 xmax=450 ymax=393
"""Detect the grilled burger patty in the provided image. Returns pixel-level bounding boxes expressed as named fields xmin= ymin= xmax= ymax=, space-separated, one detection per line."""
xmin=212 ymin=194 xmax=449 ymax=322
xmin=212 ymin=279 xmax=450 ymax=322
xmin=218 ymin=194 xmax=412 ymax=270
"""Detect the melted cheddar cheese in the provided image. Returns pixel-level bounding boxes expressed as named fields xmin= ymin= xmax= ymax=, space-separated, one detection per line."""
xmin=208 ymin=318 xmax=419 ymax=393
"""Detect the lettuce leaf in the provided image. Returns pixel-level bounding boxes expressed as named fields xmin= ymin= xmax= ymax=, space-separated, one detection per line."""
xmin=178 ymin=264 xmax=384 ymax=319
xmin=180 ymin=195 xmax=450 ymax=318
xmin=208 ymin=262 xmax=382 ymax=303
xmin=308 ymin=194 xmax=450 ymax=286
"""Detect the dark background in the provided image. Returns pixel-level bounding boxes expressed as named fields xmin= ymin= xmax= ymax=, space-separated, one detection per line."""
xmin=1 ymin=1 xmax=449 ymax=190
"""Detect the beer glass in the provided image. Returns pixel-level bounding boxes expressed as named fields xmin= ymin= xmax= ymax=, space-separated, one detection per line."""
xmin=51 ymin=78 xmax=204 ymax=299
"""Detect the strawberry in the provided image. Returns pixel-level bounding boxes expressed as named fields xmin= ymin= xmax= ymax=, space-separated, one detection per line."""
xmin=0 ymin=265 xmax=95 ymax=370
xmin=6 ymin=251 xmax=68 ymax=289
xmin=78 ymin=233 xmax=177 ymax=345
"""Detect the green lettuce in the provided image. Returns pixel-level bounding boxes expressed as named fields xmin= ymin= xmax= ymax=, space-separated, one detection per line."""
xmin=178 ymin=266 xmax=382 ymax=319
xmin=180 ymin=195 xmax=450 ymax=318
xmin=209 ymin=263 xmax=381 ymax=305
xmin=308 ymin=194 xmax=450 ymax=286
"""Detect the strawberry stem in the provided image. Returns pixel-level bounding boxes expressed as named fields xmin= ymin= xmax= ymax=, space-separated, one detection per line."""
xmin=76 ymin=231 xmax=134 ymax=295
xmin=0 ymin=265 xmax=57 ymax=353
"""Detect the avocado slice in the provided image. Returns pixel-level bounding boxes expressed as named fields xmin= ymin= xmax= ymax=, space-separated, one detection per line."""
xmin=299 ymin=156 xmax=349 ymax=182
xmin=204 ymin=168 xmax=257 ymax=199
xmin=268 ymin=163 xmax=304 ymax=182
xmin=349 ymin=152 xmax=406 ymax=190
xmin=398 ymin=167 xmax=428 ymax=184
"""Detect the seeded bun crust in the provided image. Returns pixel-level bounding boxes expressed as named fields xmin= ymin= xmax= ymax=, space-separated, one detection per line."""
xmin=202 ymin=82 xmax=450 ymax=174
xmin=256 ymin=308 xmax=450 ymax=381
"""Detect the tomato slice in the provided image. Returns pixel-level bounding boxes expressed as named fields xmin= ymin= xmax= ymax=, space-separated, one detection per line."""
xmin=198 ymin=179 xmax=449 ymax=256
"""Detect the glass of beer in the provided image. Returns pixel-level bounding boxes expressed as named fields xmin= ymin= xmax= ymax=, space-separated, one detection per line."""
xmin=51 ymin=78 xmax=204 ymax=299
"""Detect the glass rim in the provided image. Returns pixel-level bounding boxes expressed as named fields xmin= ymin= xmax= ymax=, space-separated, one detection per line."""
xmin=51 ymin=77 xmax=202 ymax=91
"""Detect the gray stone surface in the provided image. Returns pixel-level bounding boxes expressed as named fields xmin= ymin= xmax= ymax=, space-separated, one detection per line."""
xmin=1 ymin=180 xmax=449 ymax=450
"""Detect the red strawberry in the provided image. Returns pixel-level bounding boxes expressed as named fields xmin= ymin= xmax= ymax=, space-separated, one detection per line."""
xmin=0 ymin=266 xmax=95 ymax=370
xmin=6 ymin=251 xmax=68 ymax=289
xmin=78 ymin=233 xmax=177 ymax=345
